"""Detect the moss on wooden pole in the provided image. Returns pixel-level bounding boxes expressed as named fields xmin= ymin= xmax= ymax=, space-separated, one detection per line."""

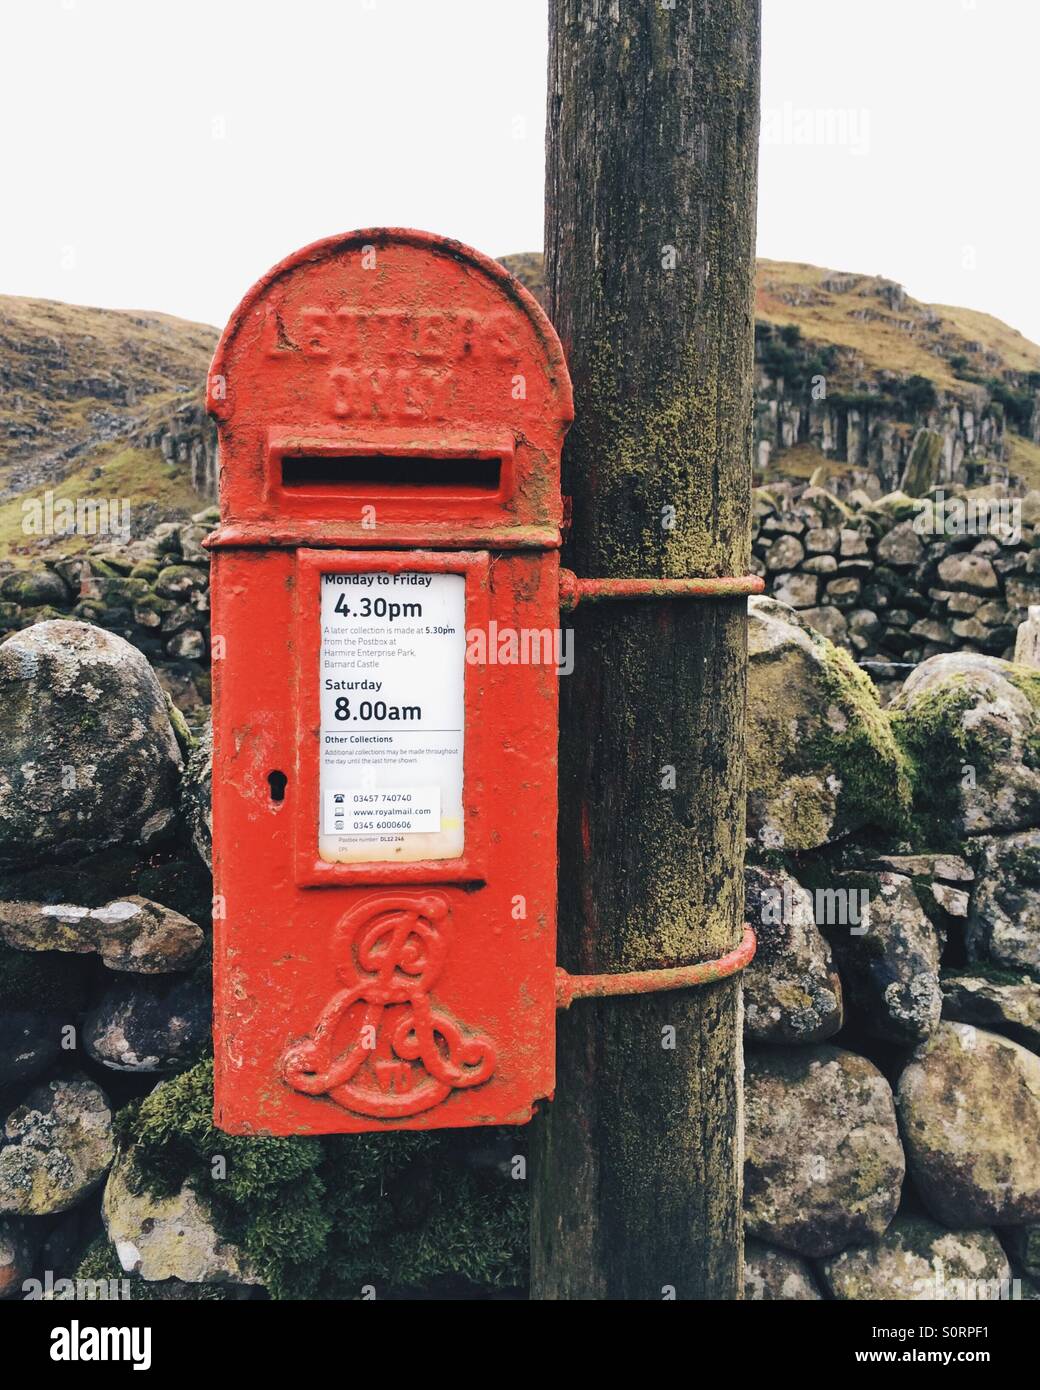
xmin=530 ymin=0 xmax=761 ymax=1300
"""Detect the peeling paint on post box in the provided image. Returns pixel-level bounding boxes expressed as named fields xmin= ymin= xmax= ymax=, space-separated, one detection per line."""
xmin=206 ymin=230 xmax=573 ymax=1134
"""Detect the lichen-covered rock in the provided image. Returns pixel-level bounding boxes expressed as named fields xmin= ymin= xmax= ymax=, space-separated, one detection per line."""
xmin=0 ymin=620 xmax=183 ymax=864
xmin=744 ymin=1239 xmax=822 ymax=1300
xmin=0 ymin=1009 xmax=62 ymax=1087
xmin=154 ymin=565 xmax=207 ymax=601
xmin=966 ymin=832 xmax=1040 ymax=974
xmin=746 ymin=597 xmax=911 ymax=850
xmin=942 ymin=969 xmax=1040 ymax=1052
xmin=868 ymin=853 xmax=974 ymax=883
xmin=800 ymin=606 xmax=848 ymax=646
xmin=0 ymin=570 xmax=70 ymax=608
xmin=744 ymin=1046 xmax=905 ymax=1257
xmin=876 ymin=520 xmax=925 ymax=568
xmin=890 ymin=654 xmax=1040 ymax=836
xmin=742 ymin=865 xmax=842 ymax=1043
xmin=85 ymin=975 xmax=209 ymax=1072
xmin=102 ymin=1153 xmax=260 ymax=1285
xmin=0 ymin=1078 xmax=114 ymax=1216
xmin=0 ymin=1215 xmax=39 ymax=1299
xmin=166 ymin=628 xmax=206 ymax=660
xmin=818 ymin=1216 xmax=1012 ymax=1300
xmin=897 ymin=1023 xmax=1040 ymax=1227
xmin=765 ymin=535 xmax=805 ymax=572
xmin=772 ymin=571 xmax=818 ymax=609
xmin=936 ymin=552 xmax=999 ymax=594
xmin=0 ymin=895 xmax=203 ymax=973
xmin=825 ymin=871 xmax=942 ymax=1044
xmin=181 ymin=726 xmax=211 ymax=870
xmin=900 ymin=429 xmax=944 ymax=497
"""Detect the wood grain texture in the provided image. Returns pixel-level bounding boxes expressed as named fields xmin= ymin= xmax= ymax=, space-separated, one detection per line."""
xmin=530 ymin=0 xmax=761 ymax=1300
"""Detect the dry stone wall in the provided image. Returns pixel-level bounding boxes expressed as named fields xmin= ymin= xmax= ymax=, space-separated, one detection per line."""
xmin=752 ymin=479 xmax=1040 ymax=699
xmin=0 ymin=532 xmax=1039 ymax=1299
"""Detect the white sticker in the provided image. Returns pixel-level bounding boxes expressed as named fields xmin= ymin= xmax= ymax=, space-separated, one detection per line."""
xmin=318 ymin=571 xmax=465 ymax=863
xmin=323 ymin=787 xmax=440 ymax=835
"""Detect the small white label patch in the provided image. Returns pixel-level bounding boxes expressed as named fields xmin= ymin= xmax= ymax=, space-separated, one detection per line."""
xmin=319 ymin=571 xmax=465 ymax=863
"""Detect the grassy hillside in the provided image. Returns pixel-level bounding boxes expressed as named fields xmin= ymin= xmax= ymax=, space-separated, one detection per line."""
xmin=501 ymin=252 xmax=1040 ymax=487
xmin=754 ymin=259 xmax=1040 ymax=392
xmin=501 ymin=252 xmax=1040 ymax=393
xmin=498 ymin=252 xmax=545 ymax=305
xmin=0 ymin=295 xmax=218 ymax=558
xmin=3 ymin=264 xmax=1038 ymax=561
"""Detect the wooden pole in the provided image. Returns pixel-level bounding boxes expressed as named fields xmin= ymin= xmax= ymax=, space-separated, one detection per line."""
xmin=530 ymin=0 xmax=761 ymax=1300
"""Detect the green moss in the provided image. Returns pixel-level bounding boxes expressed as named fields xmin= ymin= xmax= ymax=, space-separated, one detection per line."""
xmin=572 ymin=326 xmax=741 ymax=576
xmin=114 ymin=1061 xmax=526 ymax=1300
xmin=890 ymin=677 xmax=989 ymax=849
xmin=995 ymin=843 xmax=1040 ymax=885
xmin=806 ymin=638 xmax=913 ymax=837
xmin=130 ymin=591 xmax=168 ymax=617
xmin=1007 ymin=665 xmax=1040 ymax=711
xmin=162 ymin=692 xmax=194 ymax=757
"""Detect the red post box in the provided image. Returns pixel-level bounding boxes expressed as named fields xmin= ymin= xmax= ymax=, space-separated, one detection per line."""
xmin=207 ymin=229 xmax=574 ymax=1133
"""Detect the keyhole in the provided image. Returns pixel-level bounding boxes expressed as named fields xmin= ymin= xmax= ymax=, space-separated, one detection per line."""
xmin=267 ymin=770 xmax=287 ymax=803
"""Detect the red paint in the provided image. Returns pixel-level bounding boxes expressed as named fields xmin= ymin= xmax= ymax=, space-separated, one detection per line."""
xmin=209 ymin=230 xmax=572 ymax=1134
xmin=559 ymin=570 xmax=765 ymax=610
xmin=555 ymin=925 xmax=757 ymax=1010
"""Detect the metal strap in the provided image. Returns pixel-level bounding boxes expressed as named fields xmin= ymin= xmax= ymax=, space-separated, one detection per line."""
xmin=559 ymin=570 xmax=765 ymax=610
xmin=555 ymin=924 xmax=757 ymax=1010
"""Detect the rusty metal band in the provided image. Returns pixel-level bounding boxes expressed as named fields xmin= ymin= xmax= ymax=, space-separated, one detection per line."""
xmin=555 ymin=924 xmax=757 ymax=1010
xmin=558 ymin=570 xmax=765 ymax=610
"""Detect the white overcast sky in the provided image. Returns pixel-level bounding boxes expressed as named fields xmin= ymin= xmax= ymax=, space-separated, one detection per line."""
xmin=2 ymin=0 xmax=1037 ymax=342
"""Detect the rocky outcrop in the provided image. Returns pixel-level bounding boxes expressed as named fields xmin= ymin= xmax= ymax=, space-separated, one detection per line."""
xmin=134 ymin=400 xmax=218 ymax=497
